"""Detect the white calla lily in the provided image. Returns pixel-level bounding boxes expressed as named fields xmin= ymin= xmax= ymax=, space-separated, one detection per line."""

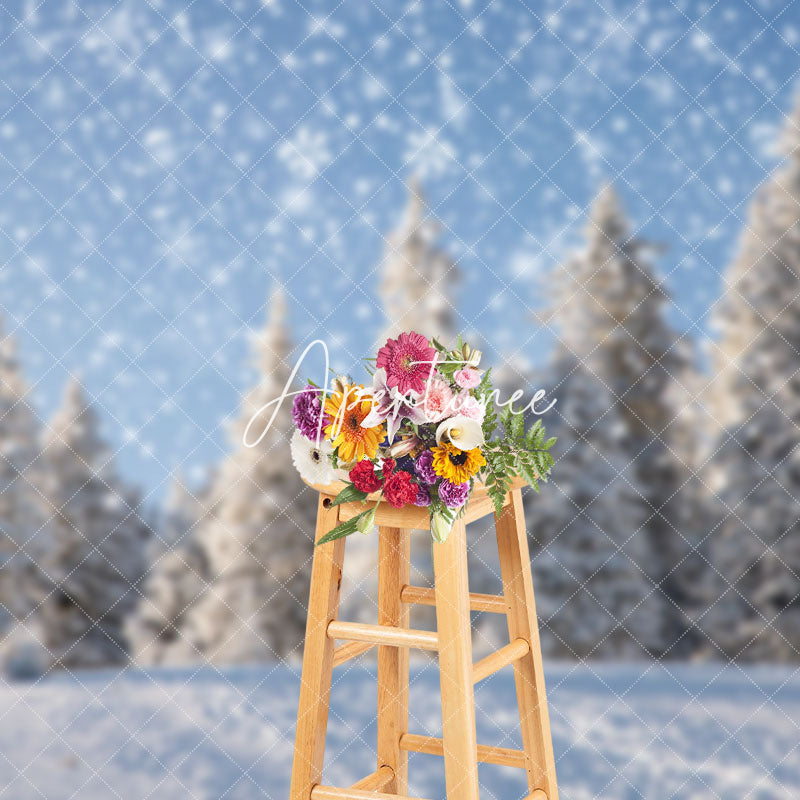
xmin=435 ymin=415 xmax=484 ymax=450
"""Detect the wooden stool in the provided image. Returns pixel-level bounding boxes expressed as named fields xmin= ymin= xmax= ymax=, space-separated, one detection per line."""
xmin=289 ymin=477 xmax=558 ymax=800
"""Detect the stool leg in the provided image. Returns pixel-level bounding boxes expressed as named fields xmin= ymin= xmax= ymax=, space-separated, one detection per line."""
xmin=289 ymin=495 xmax=346 ymax=800
xmin=432 ymin=518 xmax=480 ymax=800
xmin=495 ymin=489 xmax=559 ymax=800
xmin=377 ymin=526 xmax=411 ymax=793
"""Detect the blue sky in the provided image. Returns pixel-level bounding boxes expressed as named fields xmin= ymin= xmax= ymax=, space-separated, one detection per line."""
xmin=0 ymin=0 xmax=798 ymax=500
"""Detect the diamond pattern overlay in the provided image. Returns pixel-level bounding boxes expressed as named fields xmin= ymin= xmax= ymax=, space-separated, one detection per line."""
xmin=0 ymin=1 xmax=799 ymax=798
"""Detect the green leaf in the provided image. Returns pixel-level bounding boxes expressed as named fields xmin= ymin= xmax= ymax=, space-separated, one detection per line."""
xmin=330 ymin=484 xmax=369 ymax=506
xmin=477 ymin=367 xmax=492 ymax=394
xmin=482 ymin=408 xmax=497 ymax=440
xmin=511 ymin=410 xmax=524 ymax=440
xmin=519 ymin=463 xmax=536 ymax=487
xmin=316 ymin=511 xmax=374 ymax=545
xmin=500 ymin=406 xmax=512 ymax=434
xmin=489 ymin=485 xmax=506 ymax=516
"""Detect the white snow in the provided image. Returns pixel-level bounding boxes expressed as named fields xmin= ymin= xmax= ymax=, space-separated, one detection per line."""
xmin=0 ymin=662 xmax=797 ymax=799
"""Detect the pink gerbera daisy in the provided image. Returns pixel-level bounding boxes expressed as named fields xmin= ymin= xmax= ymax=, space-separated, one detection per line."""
xmin=376 ymin=332 xmax=436 ymax=395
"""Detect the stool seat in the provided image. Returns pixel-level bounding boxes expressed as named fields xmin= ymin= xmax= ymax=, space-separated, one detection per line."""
xmin=289 ymin=480 xmax=559 ymax=800
xmin=302 ymin=476 xmax=527 ymax=529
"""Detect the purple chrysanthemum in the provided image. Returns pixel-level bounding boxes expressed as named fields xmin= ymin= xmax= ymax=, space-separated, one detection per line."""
xmin=413 ymin=484 xmax=432 ymax=507
xmin=438 ymin=479 xmax=470 ymax=509
xmin=414 ymin=450 xmax=437 ymax=485
xmin=292 ymin=385 xmax=329 ymax=441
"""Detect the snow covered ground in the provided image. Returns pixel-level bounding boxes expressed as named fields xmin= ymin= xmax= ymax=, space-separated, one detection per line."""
xmin=1 ymin=661 xmax=798 ymax=800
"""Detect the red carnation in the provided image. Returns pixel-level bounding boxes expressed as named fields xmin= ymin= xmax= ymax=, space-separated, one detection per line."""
xmin=383 ymin=470 xmax=417 ymax=509
xmin=349 ymin=460 xmax=383 ymax=493
xmin=380 ymin=458 xmax=396 ymax=479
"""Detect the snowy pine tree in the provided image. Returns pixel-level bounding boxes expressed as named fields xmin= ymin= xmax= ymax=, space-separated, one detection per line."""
xmin=33 ymin=379 xmax=150 ymax=669
xmin=710 ymin=102 xmax=800 ymax=430
xmin=126 ymin=474 xmax=209 ymax=665
xmin=370 ymin=181 xmax=476 ymax=631
xmin=703 ymin=406 xmax=800 ymax=661
xmin=545 ymin=186 xmax=700 ymax=654
xmin=0 ymin=323 xmax=50 ymax=633
xmin=554 ymin=187 xmax=688 ymax=452
xmin=531 ymin=359 xmax=665 ymax=658
xmin=701 ymin=103 xmax=800 ymax=661
xmin=379 ymin=179 xmax=459 ymax=341
xmin=159 ymin=472 xmax=202 ymax=549
xmin=180 ymin=288 xmax=316 ymax=664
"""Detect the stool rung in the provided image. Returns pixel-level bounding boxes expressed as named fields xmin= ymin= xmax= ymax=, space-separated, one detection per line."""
xmin=332 ymin=640 xmax=375 ymax=667
xmin=327 ymin=620 xmax=438 ymax=651
xmin=311 ymin=787 xmax=430 ymax=800
xmin=350 ymin=765 xmax=393 ymax=791
xmin=472 ymin=638 xmax=530 ymax=684
xmin=400 ymin=585 xmax=507 ymax=614
xmin=399 ymin=733 xmax=527 ymax=769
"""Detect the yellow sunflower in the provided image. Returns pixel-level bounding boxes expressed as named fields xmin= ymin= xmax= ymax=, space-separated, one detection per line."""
xmin=431 ymin=442 xmax=486 ymax=484
xmin=324 ymin=384 xmax=384 ymax=463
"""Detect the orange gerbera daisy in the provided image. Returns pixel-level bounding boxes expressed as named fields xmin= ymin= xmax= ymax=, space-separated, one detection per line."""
xmin=324 ymin=384 xmax=385 ymax=463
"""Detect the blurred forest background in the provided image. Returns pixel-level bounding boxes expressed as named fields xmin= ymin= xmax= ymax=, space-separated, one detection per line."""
xmin=4 ymin=136 xmax=800 ymax=673
xmin=1 ymin=0 xmax=800 ymax=679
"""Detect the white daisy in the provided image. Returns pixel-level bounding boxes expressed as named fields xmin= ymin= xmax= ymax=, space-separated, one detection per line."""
xmin=290 ymin=428 xmax=335 ymax=485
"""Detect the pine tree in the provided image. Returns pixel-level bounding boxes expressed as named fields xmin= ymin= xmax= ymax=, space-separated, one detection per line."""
xmin=554 ymin=186 xmax=686 ymax=451
xmin=530 ymin=359 xmax=665 ymax=658
xmin=126 ymin=474 xmax=209 ymax=665
xmin=710 ymin=99 xmax=800 ymax=429
xmin=374 ymin=182 xmax=478 ymax=632
xmin=546 ymin=186 xmax=700 ymax=654
xmin=703 ymin=406 xmax=800 ymax=661
xmin=378 ymin=179 xmax=459 ymax=341
xmin=701 ymin=102 xmax=800 ymax=661
xmin=32 ymin=379 xmax=150 ymax=669
xmin=159 ymin=472 xmax=202 ymax=549
xmin=181 ymin=288 xmax=316 ymax=663
xmin=0 ymin=323 xmax=50 ymax=633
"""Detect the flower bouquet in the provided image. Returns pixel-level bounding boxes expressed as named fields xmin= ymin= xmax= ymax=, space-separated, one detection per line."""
xmin=289 ymin=332 xmax=556 ymax=544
